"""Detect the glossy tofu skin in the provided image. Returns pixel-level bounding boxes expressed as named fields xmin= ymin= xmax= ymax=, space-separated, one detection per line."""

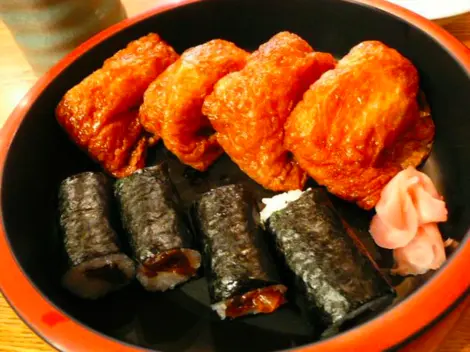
xmin=56 ymin=33 xmax=179 ymax=177
xmin=203 ymin=32 xmax=336 ymax=191
xmin=285 ymin=41 xmax=434 ymax=209
xmin=140 ymin=39 xmax=248 ymax=171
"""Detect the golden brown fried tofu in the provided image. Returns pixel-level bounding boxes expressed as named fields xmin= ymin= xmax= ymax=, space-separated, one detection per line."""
xmin=285 ymin=41 xmax=434 ymax=209
xmin=56 ymin=33 xmax=179 ymax=177
xmin=139 ymin=39 xmax=248 ymax=171
xmin=202 ymin=32 xmax=336 ymax=191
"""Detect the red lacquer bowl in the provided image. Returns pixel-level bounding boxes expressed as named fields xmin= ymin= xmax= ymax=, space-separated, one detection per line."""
xmin=0 ymin=0 xmax=469 ymax=351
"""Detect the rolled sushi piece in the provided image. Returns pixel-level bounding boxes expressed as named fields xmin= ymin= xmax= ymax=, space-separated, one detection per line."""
xmin=59 ymin=172 xmax=136 ymax=300
xmin=194 ymin=184 xmax=287 ymax=320
xmin=263 ymin=188 xmax=395 ymax=336
xmin=114 ymin=163 xmax=201 ymax=292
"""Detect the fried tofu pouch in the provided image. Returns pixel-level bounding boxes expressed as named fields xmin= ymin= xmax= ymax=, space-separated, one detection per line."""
xmin=203 ymin=32 xmax=336 ymax=191
xmin=285 ymin=41 xmax=435 ymax=209
xmin=139 ymin=40 xmax=248 ymax=171
xmin=56 ymin=33 xmax=179 ymax=178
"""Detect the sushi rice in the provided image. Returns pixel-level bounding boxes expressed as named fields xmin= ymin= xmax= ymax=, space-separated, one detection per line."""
xmin=114 ymin=164 xmax=202 ymax=292
xmin=211 ymin=285 xmax=287 ymax=319
xmin=62 ymin=253 xmax=135 ymax=300
xmin=265 ymin=188 xmax=395 ymax=335
xmin=58 ymin=172 xmax=136 ymax=300
xmin=195 ymin=184 xmax=287 ymax=320
xmin=260 ymin=189 xmax=304 ymax=223
xmin=137 ymin=248 xmax=201 ymax=292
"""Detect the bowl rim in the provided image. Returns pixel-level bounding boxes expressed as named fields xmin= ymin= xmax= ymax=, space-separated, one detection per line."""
xmin=0 ymin=0 xmax=469 ymax=351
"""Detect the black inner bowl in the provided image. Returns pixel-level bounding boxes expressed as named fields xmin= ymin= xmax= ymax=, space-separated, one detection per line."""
xmin=3 ymin=0 xmax=470 ymax=351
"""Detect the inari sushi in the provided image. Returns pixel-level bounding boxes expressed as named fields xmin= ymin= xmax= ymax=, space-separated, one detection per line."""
xmin=194 ymin=184 xmax=287 ymax=319
xmin=114 ymin=163 xmax=201 ymax=291
xmin=262 ymin=188 xmax=395 ymax=336
xmin=59 ymin=172 xmax=136 ymax=299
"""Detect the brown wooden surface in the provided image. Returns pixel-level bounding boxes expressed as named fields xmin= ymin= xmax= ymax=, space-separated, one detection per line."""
xmin=0 ymin=1 xmax=469 ymax=351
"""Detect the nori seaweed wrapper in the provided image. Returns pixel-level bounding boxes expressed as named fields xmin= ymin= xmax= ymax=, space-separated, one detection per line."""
xmin=59 ymin=172 xmax=135 ymax=299
xmin=194 ymin=184 xmax=286 ymax=318
xmin=266 ymin=188 xmax=395 ymax=336
xmin=114 ymin=163 xmax=201 ymax=291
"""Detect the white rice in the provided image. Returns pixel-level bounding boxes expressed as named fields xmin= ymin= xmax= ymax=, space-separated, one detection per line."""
xmin=137 ymin=249 xmax=201 ymax=292
xmin=62 ymin=253 xmax=135 ymax=300
xmin=211 ymin=302 xmax=228 ymax=319
xmin=260 ymin=189 xmax=304 ymax=223
xmin=211 ymin=284 xmax=288 ymax=319
xmin=137 ymin=270 xmax=190 ymax=292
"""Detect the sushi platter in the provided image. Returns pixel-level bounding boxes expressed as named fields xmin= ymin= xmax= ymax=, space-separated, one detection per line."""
xmin=52 ymin=29 xmax=454 ymax=350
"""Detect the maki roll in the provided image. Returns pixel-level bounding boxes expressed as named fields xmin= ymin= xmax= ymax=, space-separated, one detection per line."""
xmin=262 ymin=188 xmax=395 ymax=336
xmin=114 ymin=164 xmax=201 ymax=291
xmin=194 ymin=184 xmax=287 ymax=319
xmin=59 ymin=172 xmax=136 ymax=299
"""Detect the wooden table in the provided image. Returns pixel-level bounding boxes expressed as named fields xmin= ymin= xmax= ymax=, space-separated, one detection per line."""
xmin=0 ymin=1 xmax=469 ymax=351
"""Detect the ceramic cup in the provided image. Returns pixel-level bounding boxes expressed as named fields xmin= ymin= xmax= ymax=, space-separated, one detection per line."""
xmin=0 ymin=0 xmax=127 ymax=75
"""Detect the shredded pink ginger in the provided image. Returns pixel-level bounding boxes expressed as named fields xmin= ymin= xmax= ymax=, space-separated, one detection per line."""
xmin=369 ymin=166 xmax=449 ymax=276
